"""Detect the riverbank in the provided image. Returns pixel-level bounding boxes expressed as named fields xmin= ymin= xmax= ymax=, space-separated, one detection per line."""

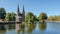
xmin=46 ymin=20 xmax=60 ymax=23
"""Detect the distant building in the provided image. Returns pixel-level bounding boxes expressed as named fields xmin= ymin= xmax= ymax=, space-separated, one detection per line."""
xmin=16 ymin=4 xmax=25 ymax=22
xmin=0 ymin=19 xmax=4 ymax=22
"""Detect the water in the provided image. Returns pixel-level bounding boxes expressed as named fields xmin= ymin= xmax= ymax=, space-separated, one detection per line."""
xmin=0 ymin=22 xmax=60 ymax=34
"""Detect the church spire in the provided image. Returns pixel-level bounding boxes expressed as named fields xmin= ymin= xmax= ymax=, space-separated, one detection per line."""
xmin=16 ymin=4 xmax=20 ymax=22
xmin=16 ymin=4 xmax=20 ymax=16
xmin=22 ymin=5 xmax=25 ymax=14
xmin=22 ymin=5 xmax=25 ymax=22
xmin=17 ymin=4 xmax=19 ymax=12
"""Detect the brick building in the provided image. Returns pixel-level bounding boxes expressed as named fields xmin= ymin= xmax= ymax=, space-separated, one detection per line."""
xmin=16 ymin=5 xmax=25 ymax=22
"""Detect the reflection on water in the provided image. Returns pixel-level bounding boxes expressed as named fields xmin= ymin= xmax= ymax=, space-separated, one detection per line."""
xmin=0 ymin=24 xmax=6 ymax=34
xmin=0 ymin=22 xmax=46 ymax=34
xmin=0 ymin=30 xmax=6 ymax=34
xmin=0 ymin=25 xmax=6 ymax=30
xmin=26 ymin=23 xmax=36 ymax=34
xmin=38 ymin=22 xmax=46 ymax=31
xmin=0 ymin=22 xmax=60 ymax=34
xmin=16 ymin=24 xmax=25 ymax=34
xmin=7 ymin=24 xmax=15 ymax=30
xmin=17 ymin=29 xmax=24 ymax=34
xmin=16 ymin=23 xmax=36 ymax=34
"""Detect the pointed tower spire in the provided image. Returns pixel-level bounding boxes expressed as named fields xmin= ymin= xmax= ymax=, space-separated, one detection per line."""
xmin=16 ymin=4 xmax=20 ymax=22
xmin=22 ymin=5 xmax=25 ymax=22
xmin=17 ymin=4 xmax=20 ymax=12
xmin=16 ymin=4 xmax=20 ymax=16
xmin=22 ymin=5 xmax=25 ymax=14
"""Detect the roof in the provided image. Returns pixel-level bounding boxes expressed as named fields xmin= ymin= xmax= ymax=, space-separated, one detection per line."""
xmin=20 ymin=13 xmax=23 ymax=16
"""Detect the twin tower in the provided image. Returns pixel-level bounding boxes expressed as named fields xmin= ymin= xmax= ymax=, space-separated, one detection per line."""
xmin=16 ymin=5 xmax=25 ymax=22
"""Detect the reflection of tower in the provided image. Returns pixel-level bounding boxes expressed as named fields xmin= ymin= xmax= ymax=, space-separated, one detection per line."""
xmin=16 ymin=24 xmax=25 ymax=34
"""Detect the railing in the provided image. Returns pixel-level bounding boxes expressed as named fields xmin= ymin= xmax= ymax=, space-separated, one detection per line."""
xmin=0 ymin=21 xmax=21 ymax=24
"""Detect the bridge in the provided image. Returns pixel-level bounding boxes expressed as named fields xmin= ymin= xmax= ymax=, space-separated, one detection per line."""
xmin=0 ymin=21 xmax=24 ymax=31
xmin=0 ymin=21 xmax=21 ymax=25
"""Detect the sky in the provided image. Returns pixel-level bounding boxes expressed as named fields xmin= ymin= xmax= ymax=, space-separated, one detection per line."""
xmin=0 ymin=0 xmax=60 ymax=17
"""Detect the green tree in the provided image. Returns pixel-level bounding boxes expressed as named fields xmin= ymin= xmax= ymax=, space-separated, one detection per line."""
xmin=0 ymin=8 xmax=6 ymax=19
xmin=25 ymin=12 xmax=37 ymax=23
xmin=10 ymin=12 xmax=16 ymax=21
xmin=38 ymin=12 xmax=47 ymax=21
xmin=4 ymin=13 xmax=11 ymax=22
xmin=47 ymin=15 xmax=60 ymax=21
xmin=4 ymin=12 xmax=16 ymax=22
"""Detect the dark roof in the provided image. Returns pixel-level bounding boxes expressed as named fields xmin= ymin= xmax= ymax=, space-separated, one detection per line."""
xmin=19 ymin=13 xmax=22 ymax=16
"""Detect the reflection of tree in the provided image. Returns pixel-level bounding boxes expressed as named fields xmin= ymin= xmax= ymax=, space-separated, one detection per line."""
xmin=0 ymin=25 xmax=5 ymax=30
xmin=17 ymin=29 xmax=24 ymax=34
xmin=0 ymin=25 xmax=6 ymax=34
xmin=38 ymin=22 xmax=46 ymax=31
xmin=7 ymin=24 xmax=15 ymax=30
xmin=0 ymin=30 xmax=6 ymax=34
xmin=26 ymin=23 xmax=36 ymax=34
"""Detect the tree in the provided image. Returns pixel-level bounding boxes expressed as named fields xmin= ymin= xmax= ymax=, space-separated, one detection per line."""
xmin=25 ymin=12 xmax=37 ymax=23
xmin=0 ymin=8 xmax=6 ymax=19
xmin=10 ymin=12 xmax=16 ymax=21
xmin=47 ymin=15 xmax=60 ymax=21
xmin=4 ymin=12 xmax=16 ymax=22
xmin=4 ymin=13 xmax=11 ymax=22
xmin=38 ymin=12 xmax=47 ymax=21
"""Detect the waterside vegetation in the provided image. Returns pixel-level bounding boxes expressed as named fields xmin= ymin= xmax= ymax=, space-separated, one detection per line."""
xmin=1 ymin=7 xmax=60 ymax=23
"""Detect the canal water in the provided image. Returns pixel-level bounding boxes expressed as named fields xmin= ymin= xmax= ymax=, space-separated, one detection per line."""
xmin=0 ymin=22 xmax=60 ymax=34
